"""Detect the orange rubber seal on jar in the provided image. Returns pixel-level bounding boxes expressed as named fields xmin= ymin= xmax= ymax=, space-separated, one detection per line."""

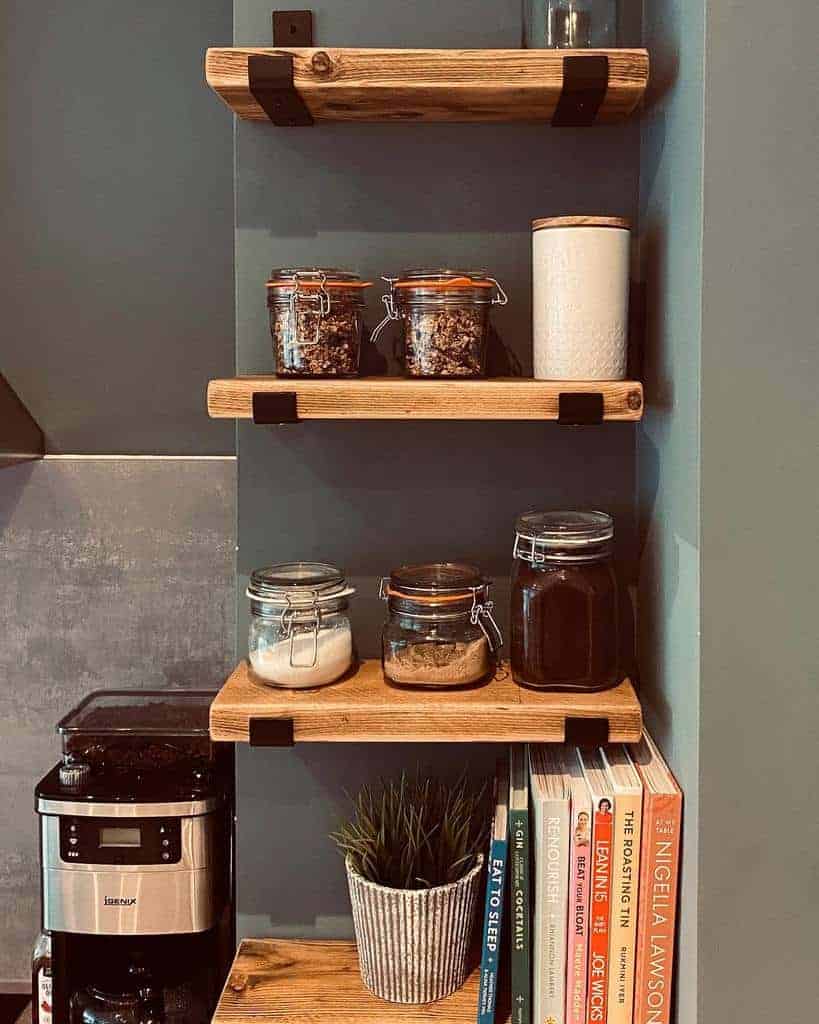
xmin=393 ymin=276 xmax=494 ymax=290
xmin=385 ymin=587 xmax=481 ymax=604
xmin=266 ymin=280 xmax=373 ymax=289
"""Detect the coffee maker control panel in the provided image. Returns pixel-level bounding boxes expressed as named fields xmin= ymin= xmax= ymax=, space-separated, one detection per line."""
xmin=59 ymin=817 xmax=182 ymax=865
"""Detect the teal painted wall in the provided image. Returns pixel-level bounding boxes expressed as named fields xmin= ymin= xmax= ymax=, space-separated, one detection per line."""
xmin=638 ymin=0 xmax=704 ymax=1019
xmin=699 ymin=0 xmax=819 ymax=1015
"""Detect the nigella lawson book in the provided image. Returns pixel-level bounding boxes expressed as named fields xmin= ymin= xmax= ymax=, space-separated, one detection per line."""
xmin=477 ymin=757 xmax=510 ymax=1024
xmin=577 ymin=748 xmax=615 ymax=1024
xmin=509 ymin=745 xmax=531 ymax=1024
xmin=630 ymin=731 xmax=683 ymax=1024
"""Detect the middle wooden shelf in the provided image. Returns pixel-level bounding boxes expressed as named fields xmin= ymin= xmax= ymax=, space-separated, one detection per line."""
xmin=209 ymin=660 xmax=643 ymax=745
xmin=207 ymin=376 xmax=644 ymax=421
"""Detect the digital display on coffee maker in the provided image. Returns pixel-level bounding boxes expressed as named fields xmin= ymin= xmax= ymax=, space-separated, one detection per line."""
xmin=99 ymin=827 xmax=141 ymax=847
xmin=60 ymin=817 xmax=182 ymax=864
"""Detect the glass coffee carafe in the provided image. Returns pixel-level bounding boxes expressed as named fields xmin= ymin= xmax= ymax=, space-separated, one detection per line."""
xmin=70 ymin=964 xmax=165 ymax=1024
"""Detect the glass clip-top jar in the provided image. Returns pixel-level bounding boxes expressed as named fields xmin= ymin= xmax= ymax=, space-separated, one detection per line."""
xmin=510 ymin=510 xmax=620 ymax=692
xmin=371 ymin=269 xmax=507 ymax=378
xmin=380 ymin=563 xmax=503 ymax=689
xmin=247 ymin=562 xmax=355 ymax=689
xmin=267 ymin=268 xmax=371 ymax=377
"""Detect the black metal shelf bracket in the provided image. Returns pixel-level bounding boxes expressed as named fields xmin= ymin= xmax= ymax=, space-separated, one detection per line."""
xmin=252 ymin=392 xmax=300 ymax=424
xmin=552 ymin=55 xmax=609 ymax=127
xmin=249 ymin=717 xmax=295 ymax=747
xmin=248 ymin=53 xmax=313 ymax=126
xmin=564 ymin=716 xmax=610 ymax=746
xmin=558 ymin=391 xmax=605 ymax=425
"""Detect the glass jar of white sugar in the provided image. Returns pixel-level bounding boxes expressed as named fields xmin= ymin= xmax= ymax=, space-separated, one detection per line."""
xmin=247 ymin=563 xmax=355 ymax=689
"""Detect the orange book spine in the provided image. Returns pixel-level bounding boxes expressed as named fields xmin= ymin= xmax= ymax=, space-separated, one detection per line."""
xmin=633 ymin=793 xmax=682 ymax=1024
xmin=585 ymin=803 xmax=613 ymax=1024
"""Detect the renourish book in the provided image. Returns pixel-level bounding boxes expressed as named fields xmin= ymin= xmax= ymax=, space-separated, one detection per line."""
xmin=600 ymin=745 xmax=644 ymax=1024
xmin=509 ymin=745 xmax=532 ymax=1024
xmin=577 ymin=747 xmax=615 ymax=1024
xmin=530 ymin=745 xmax=571 ymax=1024
xmin=565 ymin=751 xmax=593 ymax=1024
xmin=477 ymin=757 xmax=510 ymax=1024
xmin=630 ymin=730 xmax=683 ymax=1024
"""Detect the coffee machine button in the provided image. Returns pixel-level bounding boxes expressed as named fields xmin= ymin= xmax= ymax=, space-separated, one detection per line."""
xmin=161 ymin=852 xmax=170 ymax=861
xmin=161 ymin=838 xmax=170 ymax=847
xmin=69 ymin=837 xmax=78 ymax=846
xmin=69 ymin=823 xmax=78 ymax=833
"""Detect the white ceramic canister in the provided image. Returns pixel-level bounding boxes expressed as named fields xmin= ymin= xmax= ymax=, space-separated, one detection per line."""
xmin=532 ymin=216 xmax=630 ymax=380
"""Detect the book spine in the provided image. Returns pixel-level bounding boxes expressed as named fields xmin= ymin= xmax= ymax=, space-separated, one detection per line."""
xmin=585 ymin=803 xmax=613 ymax=1024
xmin=478 ymin=836 xmax=509 ymax=1024
xmin=510 ymin=806 xmax=531 ymax=1024
xmin=565 ymin=812 xmax=591 ymax=1024
xmin=538 ymin=802 xmax=571 ymax=1024
xmin=633 ymin=793 xmax=682 ymax=1024
xmin=606 ymin=793 xmax=643 ymax=1024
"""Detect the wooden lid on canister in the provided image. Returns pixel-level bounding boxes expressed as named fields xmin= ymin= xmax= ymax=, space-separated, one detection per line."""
xmin=532 ymin=215 xmax=631 ymax=231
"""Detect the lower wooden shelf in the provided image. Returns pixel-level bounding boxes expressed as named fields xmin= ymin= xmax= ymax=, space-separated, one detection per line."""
xmin=206 ymin=377 xmax=644 ymax=422
xmin=213 ymin=938 xmax=506 ymax=1024
xmin=209 ymin=660 xmax=643 ymax=744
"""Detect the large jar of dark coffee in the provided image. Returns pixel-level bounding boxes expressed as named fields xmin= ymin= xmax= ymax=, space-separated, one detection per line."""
xmin=510 ymin=510 xmax=620 ymax=691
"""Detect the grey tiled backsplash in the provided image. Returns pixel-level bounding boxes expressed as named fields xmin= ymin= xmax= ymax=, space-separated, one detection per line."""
xmin=0 ymin=457 xmax=236 ymax=984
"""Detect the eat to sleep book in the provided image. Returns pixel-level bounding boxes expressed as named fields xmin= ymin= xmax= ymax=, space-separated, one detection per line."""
xmin=630 ymin=730 xmax=683 ymax=1024
xmin=509 ymin=745 xmax=531 ymax=1024
xmin=600 ymin=745 xmax=644 ymax=1024
xmin=577 ymin=748 xmax=615 ymax=1024
xmin=477 ymin=757 xmax=510 ymax=1024
xmin=530 ymin=745 xmax=571 ymax=1024
xmin=565 ymin=752 xmax=592 ymax=1024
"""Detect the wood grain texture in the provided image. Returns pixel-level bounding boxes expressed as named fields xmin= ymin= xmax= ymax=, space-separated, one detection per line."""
xmin=209 ymin=660 xmax=643 ymax=743
xmin=532 ymin=215 xmax=631 ymax=230
xmin=214 ymin=939 xmax=509 ymax=1024
xmin=204 ymin=48 xmax=649 ymax=123
xmin=206 ymin=377 xmax=644 ymax=421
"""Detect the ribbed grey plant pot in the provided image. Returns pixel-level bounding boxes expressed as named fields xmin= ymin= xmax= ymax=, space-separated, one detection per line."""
xmin=345 ymin=854 xmax=484 ymax=1004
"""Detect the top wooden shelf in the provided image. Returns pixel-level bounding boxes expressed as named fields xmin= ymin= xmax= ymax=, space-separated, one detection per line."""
xmin=210 ymin=660 xmax=643 ymax=745
xmin=205 ymin=48 xmax=649 ymax=125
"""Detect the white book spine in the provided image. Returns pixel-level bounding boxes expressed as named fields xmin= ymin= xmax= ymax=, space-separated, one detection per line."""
xmin=534 ymin=797 xmax=571 ymax=1024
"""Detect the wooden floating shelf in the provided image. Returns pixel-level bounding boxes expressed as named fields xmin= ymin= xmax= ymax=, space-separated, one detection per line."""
xmin=214 ymin=938 xmax=505 ymax=1024
xmin=209 ymin=660 xmax=643 ymax=745
xmin=207 ymin=377 xmax=644 ymax=422
xmin=1 ymin=372 xmax=44 ymax=468
xmin=205 ymin=47 xmax=649 ymax=124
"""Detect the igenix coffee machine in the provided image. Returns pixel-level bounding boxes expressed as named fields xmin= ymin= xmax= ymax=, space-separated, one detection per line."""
xmin=35 ymin=691 xmax=234 ymax=1024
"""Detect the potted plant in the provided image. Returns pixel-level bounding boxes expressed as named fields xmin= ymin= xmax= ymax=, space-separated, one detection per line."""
xmin=331 ymin=772 xmax=488 ymax=1004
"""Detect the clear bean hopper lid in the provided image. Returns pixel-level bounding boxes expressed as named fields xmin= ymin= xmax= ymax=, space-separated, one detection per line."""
xmin=58 ymin=690 xmax=215 ymax=740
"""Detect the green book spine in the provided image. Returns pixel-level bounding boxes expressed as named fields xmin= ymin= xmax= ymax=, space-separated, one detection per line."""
xmin=510 ymin=804 xmax=531 ymax=1024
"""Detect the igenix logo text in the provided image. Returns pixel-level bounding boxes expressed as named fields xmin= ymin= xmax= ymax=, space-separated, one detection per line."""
xmin=103 ymin=897 xmax=137 ymax=907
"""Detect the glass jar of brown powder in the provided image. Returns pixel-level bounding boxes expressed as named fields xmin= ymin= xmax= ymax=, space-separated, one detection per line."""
xmin=510 ymin=510 xmax=620 ymax=691
xmin=381 ymin=563 xmax=503 ymax=689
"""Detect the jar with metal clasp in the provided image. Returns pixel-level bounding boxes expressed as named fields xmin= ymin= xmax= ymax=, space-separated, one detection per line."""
xmin=371 ymin=269 xmax=507 ymax=377
xmin=380 ymin=563 xmax=503 ymax=689
xmin=247 ymin=563 xmax=356 ymax=689
xmin=267 ymin=268 xmax=371 ymax=377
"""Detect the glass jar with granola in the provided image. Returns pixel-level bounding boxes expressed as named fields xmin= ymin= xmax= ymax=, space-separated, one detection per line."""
xmin=372 ymin=270 xmax=507 ymax=378
xmin=267 ymin=268 xmax=371 ymax=377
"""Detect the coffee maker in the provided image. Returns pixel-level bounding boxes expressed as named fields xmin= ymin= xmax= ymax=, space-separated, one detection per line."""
xmin=36 ymin=690 xmax=234 ymax=1024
